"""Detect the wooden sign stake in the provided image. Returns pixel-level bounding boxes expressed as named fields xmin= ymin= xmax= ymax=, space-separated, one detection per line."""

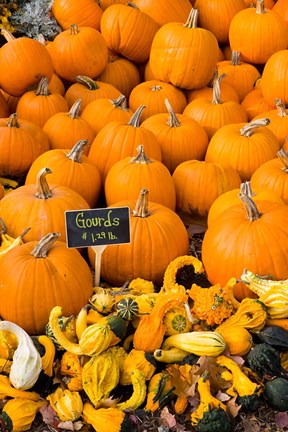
xmin=91 ymin=244 xmax=107 ymax=287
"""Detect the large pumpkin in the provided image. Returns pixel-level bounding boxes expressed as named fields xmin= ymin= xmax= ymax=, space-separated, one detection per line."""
xmin=133 ymin=0 xmax=192 ymax=26
xmin=0 ymin=232 xmax=93 ymax=335
xmin=0 ymin=167 xmax=90 ymax=242
xmin=260 ymin=49 xmax=288 ymax=106
xmin=149 ymin=8 xmax=219 ymax=90
xmin=0 ymin=30 xmax=54 ymax=97
xmin=52 ymin=0 xmax=103 ymax=30
xmin=88 ymin=188 xmax=189 ymax=287
xmin=202 ymin=192 xmax=288 ymax=300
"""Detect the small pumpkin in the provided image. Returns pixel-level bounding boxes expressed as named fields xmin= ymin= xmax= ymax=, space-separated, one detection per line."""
xmin=51 ymin=0 xmax=103 ymax=30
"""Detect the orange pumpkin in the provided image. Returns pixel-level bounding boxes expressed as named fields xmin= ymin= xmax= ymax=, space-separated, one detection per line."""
xmin=25 ymin=139 xmax=101 ymax=209
xmin=141 ymin=99 xmax=209 ymax=173
xmin=51 ymin=0 xmax=103 ymax=30
xmin=149 ymin=8 xmax=219 ymax=90
xmin=98 ymin=0 xmax=127 ymax=9
xmin=16 ymin=77 xmax=69 ymax=128
xmin=261 ymin=49 xmax=288 ymax=106
xmin=0 ymin=232 xmax=93 ymax=335
xmin=172 ymin=159 xmax=241 ymax=218
xmin=87 ymin=105 xmax=162 ymax=182
xmin=100 ymin=3 xmax=159 ymax=64
xmin=183 ymin=73 xmax=248 ymax=140
xmin=129 ymin=80 xmax=187 ymax=122
xmin=42 ymin=99 xmax=96 ymax=152
xmin=48 ymin=24 xmax=108 ymax=82
xmin=0 ymin=113 xmax=50 ymax=178
xmin=202 ymin=192 xmax=288 ymax=300
xmin=64 ymin=75 xmax=121 ymax=112
xmin=273 ymin=0 xmax=288 ymax=23
xmin=0 ymin=30 xmax=54 ymax=97
xmin=104 ymin=144 xmax=176 ymax=210
xmin=0 ymin=167 xmax=90 ymax=242
xmin=241 ymin=87 xmax=276 ymax=121
xmin=229 ymin=0 xmax=288 ymax=64
xmin=205 ymin=118 xmax=281 ymax=181
xmin=133 ymin=0 xmax=192 ymax=26
xmin=0 ymin=91 xmax=9 ymax=118
xmin=88 ymin=188 xmax=189 ymax=287
xmin=217 ymin=51 xmax=261 ymax=102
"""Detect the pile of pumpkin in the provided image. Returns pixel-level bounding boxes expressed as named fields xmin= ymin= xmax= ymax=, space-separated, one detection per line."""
xmin=0 ymin=0 xmax=288 ymax=430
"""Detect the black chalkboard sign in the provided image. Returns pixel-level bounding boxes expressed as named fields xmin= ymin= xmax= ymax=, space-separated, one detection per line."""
xmin=65 ymin=207 xmax=130 ymax=248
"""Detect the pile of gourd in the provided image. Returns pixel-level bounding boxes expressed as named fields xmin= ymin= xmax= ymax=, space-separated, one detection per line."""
xmin=0 ymin=0 xmax=288 ymax=430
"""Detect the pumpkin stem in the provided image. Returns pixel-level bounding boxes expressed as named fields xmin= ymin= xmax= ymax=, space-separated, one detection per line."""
xmin=110 ymin=94 xmax=129 ymax=110
xmin=132 ymin=188 xmax=150 ymax=218
xmin=130 ymin=145 xmax=154 ymax=164
xmin=256 ymin=0 xmax=266 ymax=14
xmin=165 ymin=98 xmax=180 ymax=127
xmin=35 ymin=77 xmax=50 ymax=96
xmin=31 ymin=232 xmax=61 ymax=258
xmin=231 ymin=51 xmax=241 ymax=66
xmin=35 ymin=34 xmax=46 ymax=45
xmin=7 ymin=113 xmax=19 ymax=128
xmin=211 ymin=73 xmax=226 ymax=105
xmin=75 ymin=75 xmax=99 ymax=90
xmin=151 ymin=85 xmax=162 ymax=92
xmin=70 ymin=23 xmax=80 ymax=35
xmin=240 ymin=118 xmax=270 ymax=137
xmin=184 ymin=8 xmax=199 ymax=29
xmin=238 ymin=192 xmax=262 ymax=221
xmin=240 ymin=181 xmax=256 ymax=197
xmin=35 ymin=167 xmax=52 ymax=199
xmin=68 ymin=99 xmax=82 ymax=118
xmin=127 ymin=1 xmax=139 ymax=9
xmin=127 ymin=105 xmax=146 ymax=127
xmin=0 ymin=29 xmax=15 ymax=42
xmin=0 ymin=217 xmax=7 ymax=235
xmin=66 ymin=139 xmax=88 ymax=163
xmin=275 ymin=98 xmax=287 ymax=118
xmin=276 ymin=148 xmax=288 ymax=172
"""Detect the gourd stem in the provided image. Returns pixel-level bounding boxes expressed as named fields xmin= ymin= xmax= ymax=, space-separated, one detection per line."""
xmin=75 ymin=75 xmax=99 ymax=90
xmin=127 ymin=105 xmax=146 ymax=127
xmin=35 ymin=167 xmax=52 ymax=199
xmin=256 ymin=0 xmax=266 ymax=14
xmin=240 ymin=118 xmax=270 ymax=137
xmin=276 ymin=148 xmax=288 ymax=172
xmin=275 ymin=98 xmax=287 ymax=117
xmin=7 ymin=113 xmax=19 ymax=128
xmin=184 ymin=8 xmax=199 ymax=29
xmin=70 ymin=23 xmax=79 ymax=35
xmin=211 ymin=73 xmax=226 ymax=105
xmin=231 ymin=51 xmax=241 ymax=66
xmin=238 ymin=192 xmax=262 ymax=221
xmin=240 ymin=181 xmax=256 ymax=197
xmin=0 ymin=217 xmax=7 ymax=235
xmin=66 ymin=139 xmax=88 ymax=162
xmin=165 ymin=98 xmax=180 ymax=127
xmin=151 ymin=85 xmax=162 ymax=92
xmin=132 ymin=188 xmax=150 ymax=217
xmin=1 ymin=29 xmax=14 ymax=41
xmin=31 ymin=232 xmax=61 ymax=258
xmin=68 ymin=99 xmax=82 ymax=118
xmin=130 ymin=145 xmax=153 ymax=164
xmin=109 ymin=94 xmax=128 ymax=110
xmin=35 ymin=77 xmax=50 ymax=96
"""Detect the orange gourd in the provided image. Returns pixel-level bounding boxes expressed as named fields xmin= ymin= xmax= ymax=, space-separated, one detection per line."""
xmin=104 ymin=144 xmax=176 ymax=210
xmin=0 ymin=167 xmax=90 ymax=242
xmin=172 ymin=159 xmax=241 ymax=218
xmin=25 ymin=139 xmax=101 ymax=209
xmin=0 ymin=232 xmax=93 ymax=335
xmin=149 ymin=8 xmax=219 ymax=90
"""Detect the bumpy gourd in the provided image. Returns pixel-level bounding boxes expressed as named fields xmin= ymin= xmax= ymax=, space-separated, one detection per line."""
xmin=0 ymin=321 xmax=42 ymax=390
xmin=2 ymin=398 xmax=46 ymax=432
xmin=145 ymin=371 xmax=174 ymax=413
xmin=120 ymin=348 xmax=156 ymax=386
xmin=82 ymin=403 xmax=130 ymax=432
xmin=46 ymin=387 xmax=83 ymax=421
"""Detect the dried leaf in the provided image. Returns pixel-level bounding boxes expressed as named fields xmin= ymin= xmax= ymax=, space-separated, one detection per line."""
xmin=58 ymin=420 xmax=83 ymax=431
xmin=225 ymin=395 xmax=241 ymax=419
xmin=160 ymin=407 xmax=177 ymax=428
xmin=275 ymin=411 xmax=288 ymax=429
xmin=166 ymin=363 xmax=200 ymax=398
xmin=40 ymin=404 xmax=59 ymax=426
xmin=239 ymin=416 xmax=261 ymax=432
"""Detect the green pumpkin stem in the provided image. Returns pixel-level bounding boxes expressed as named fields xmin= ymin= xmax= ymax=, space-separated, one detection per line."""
xmin=35 ymin=167 xmax=52 ymax=199
xmin=66 ymin=139 xmax=88 ymax=162
xmin=31 ymin=232 xmax=61 ymax=258
xmin=240 ymin=118 xmax=270 ymax=137
xmin=75 ymin=75 xmax=100 ymax=90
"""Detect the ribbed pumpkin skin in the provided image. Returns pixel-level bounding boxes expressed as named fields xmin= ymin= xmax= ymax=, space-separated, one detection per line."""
xmin=141 ymin=113 xmax=209 ymax=173
xmin=48 ymin=25 xmax=108 ymax=82
xmin=202 ymin=200 xmax=288 ymax=292
xmin=89 ymin=200 xmax=189 ymax=287
xmin=172 ymin=160 xmax=241 ymax=218
xmin=194 ymin=0 xmax=247 ymax=44
xmin=252 ymin=107 xmax=288 ymax=147
xmin=87 ymin=118 xmax=162 ymax=182
xmin=0 ymin=183 xmax=90 ymax=242
xmin=52 ymin=0 xmax=103 ymax=30
xmin=0 ymin=240 xmax=93 ymax=335
xmin=205 ymin=121 xmax=281 ymax=181
xmin=25 ymin=148 xmax=101 ymax=209
xmin=149 ymin=11 xmax=219 ymax=90
xmin=0 ymin=115 xmax=50 ymax=178
xmin=100 ymin=4 xmax=159 ymax=64
xmin=133 ymin=0 xmax=192 ymax=26
xmin=129 ymin=80 xmax=187 ymax=122
xmin=261 ymin=50 xmax=288 ymax=106
xmin=0 ymin=36 xmax=54 ymax=97
xmin=104 ymin=153 xmax=176 ymax=210
xmin=241 ymin=88 xmax=275 ymax=121
xmin=229 ymin=4 xmax=288 ymax=64
xmin=0 ymin=92 xmax=10 ymax=118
